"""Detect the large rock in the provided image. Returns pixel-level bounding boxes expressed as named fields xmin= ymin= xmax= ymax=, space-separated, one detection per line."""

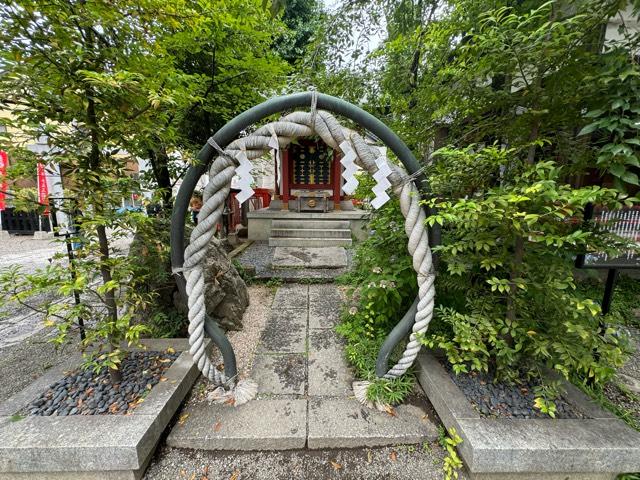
xmin=129 ymin=217 xmax=248 ymax=332
xmin=202 ymin=240 xmax=249 ymax=331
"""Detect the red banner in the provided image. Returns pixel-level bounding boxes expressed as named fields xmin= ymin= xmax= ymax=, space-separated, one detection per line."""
xmin=0 ymin=151 xmax=7 ymax=211
xmin=37 ymin=162 xmax=49 ymax=215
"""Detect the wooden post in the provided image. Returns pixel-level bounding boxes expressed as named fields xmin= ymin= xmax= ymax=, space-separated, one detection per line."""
xmin=332 ymin=150 xmax=341 ymax=210
xmin=281 ymin=148 xmax=290 ymax=210
xmin=273 ymin=150 xmax=280 ymax=199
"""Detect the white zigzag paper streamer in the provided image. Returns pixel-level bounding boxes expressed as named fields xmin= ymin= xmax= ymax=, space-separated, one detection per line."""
xmin=339 ymin=140 xmax=358 ymax=195
xmin=235 ymin=150 xmax=255 ymax=205
xmin=371 ymin=154 xmax=392 ymax=209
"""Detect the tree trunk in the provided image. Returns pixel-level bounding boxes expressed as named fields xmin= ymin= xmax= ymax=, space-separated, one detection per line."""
xmin=96 ymin=224 xmax=123 ymax=383
xmin=87 ymin=79 xmax=122 ymax=383
xmin=148 ymin=147 xmax=173 ymax=209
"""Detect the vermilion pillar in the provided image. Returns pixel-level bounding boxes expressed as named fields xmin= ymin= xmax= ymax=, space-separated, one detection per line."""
xmin=332 ymin=150 xmax=341 ymax=210
xmin=274 ymin=151 xmax=280 ymax=198
xmin=281 ymin=149 xmax=290 ymax=210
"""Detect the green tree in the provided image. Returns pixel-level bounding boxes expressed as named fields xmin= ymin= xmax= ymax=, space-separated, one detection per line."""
xmin=0 ymin=0 xmax=288 ymax=381
xmin=274 ymin=0 xmax=324 ymax=65
xmin=308 ymin=0 xmax=640 ymax=411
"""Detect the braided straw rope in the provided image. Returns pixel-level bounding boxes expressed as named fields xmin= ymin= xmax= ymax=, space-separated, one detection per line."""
xmin=182 ymin=110 xmax=435 ymax=387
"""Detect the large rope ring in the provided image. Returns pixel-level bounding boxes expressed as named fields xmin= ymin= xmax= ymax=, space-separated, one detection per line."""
xmin=182 ymin=109 xmax=436 ymax=386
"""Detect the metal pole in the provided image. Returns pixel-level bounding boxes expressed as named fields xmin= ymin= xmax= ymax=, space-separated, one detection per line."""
xmin=601 ymin=268 xmax=618 ymax=316
xmin=65 ymin=231 xmax=85 ymax=340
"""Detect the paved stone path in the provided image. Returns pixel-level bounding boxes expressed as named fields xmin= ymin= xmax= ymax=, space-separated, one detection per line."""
xmin=167 ymin=283 xmax=438 ymax=450
xmin=238 ymin=242 xmax=352 ymax=281
xmin=271 ymin=246 xmax=347 ymax=269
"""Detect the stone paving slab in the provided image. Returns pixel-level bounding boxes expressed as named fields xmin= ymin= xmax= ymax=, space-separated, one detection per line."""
xmin=308 ymin=329 xmax=352 ymax=396
xmin=252 ymin=354 xmax=306 ymax=396
xmin=164 ymin=283 xmax=440 ymax=453
xmin=258 ymin=309 xmax=307 ymax=354
xmin=458 ymin=418 xmax=640 ymax=474
xmin=0 ymin=415 xmax=156 ymax=471
xmin=167 ymin=399 xmax=307 ymax=451
xmin=237 ymin=242 xmax=352 ymax=281
xmin=308 ymin=284 xmax=342 ymax=329
xmin=307 ymin=397 xmax=438 ymax=449
xmin=272 ymin=284 xmax=309 ymax=310
xmin=272 ymin=247 xmax=347 ymax=269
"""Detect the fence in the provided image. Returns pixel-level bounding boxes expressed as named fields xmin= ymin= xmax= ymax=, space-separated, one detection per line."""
xmin=1 ymin=208 xmax=51 ymax=235
xmin=225 ymin=189 xmax=270 ymax=235
xmin=576 ymin=205 xmax=640 ymax=269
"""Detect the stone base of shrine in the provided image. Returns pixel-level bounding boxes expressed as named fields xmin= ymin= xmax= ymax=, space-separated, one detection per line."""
xmin=247 ymin=208 xmax=369 ymax=244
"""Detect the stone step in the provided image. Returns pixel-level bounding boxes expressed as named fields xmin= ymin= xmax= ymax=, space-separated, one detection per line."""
xmin=272 ymin=247 xmax=348 ymax=270
xmin=166 ymin=399 xmax=307 ymax=451
xmin=307 ymin=398 xmax=439 ymax=449
xmin=271 ymin=228 xmax=351 ymax=239
xmin=271 ymin=219 xmax=351 ymax=230
xmin=268 ymin=237 xmax=352 ymax=247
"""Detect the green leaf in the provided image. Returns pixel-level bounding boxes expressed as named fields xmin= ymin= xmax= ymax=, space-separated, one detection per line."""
xmin=578 ymin=123 xmax=599 ymax=136
xmin=622 ymin=171 xmax=640 ymax=185
xmin=609 ymin=163 xmax=626 ymax=177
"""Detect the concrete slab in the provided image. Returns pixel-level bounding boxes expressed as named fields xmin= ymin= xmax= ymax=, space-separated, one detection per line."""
xmin=272 ymin=284 xmax=309 ymax=310
xmin=308 ymin=329 xmax=352 ymax=396
xmin=307 ymin=397 xmax=438 ymax=449
xmin=0 ymin=339 xmax=202 ymax=480
xmin=309 ymin=284 xmax=342 ymax=329
xmin=470 ymin=474 xmax=615 ymax=480
xmin=272 ymin=247 xmax=348 ymax=269
xmin=415 ymin=351 xmax=640 ymax=477
xmin=458 ymin=418 xmax=640 ymax=474
xmin=237 ymin=242 xmax=352 ymax=281
xmin=252 ymin=353 xmax=306 ymax=395
xmin=166 ymin=399 xmax=307 ymax=450
xmin=0 ymin=415 xmax=156 ymax=472
xmin=258 ymin=308 xmax=307 ymax=354
xmin=0 ymin=470 xmax=145 ymax=480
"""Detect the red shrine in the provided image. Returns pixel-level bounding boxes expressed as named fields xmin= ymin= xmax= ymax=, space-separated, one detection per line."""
xmin=273 ymin=139 xmax=344 ymax=212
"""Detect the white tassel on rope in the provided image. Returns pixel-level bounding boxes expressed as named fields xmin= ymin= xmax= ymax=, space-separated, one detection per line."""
xmin=339 ymin=140 xmax=359 ymax=194
xmin=371 ymin=153 xmax=392 ymax=209
xmin=352 ymin=380 xmax=391 ymax=412
xmin=234 ymin=149 xmax=255 ymax=205
xmin=207 ymin=378 xmax=258 ymax=407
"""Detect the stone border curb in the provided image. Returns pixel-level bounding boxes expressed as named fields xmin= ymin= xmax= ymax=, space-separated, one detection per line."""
xmin=0 ymin=338 xmax=207 ymax=480
xmin=416 ymin=351 xmax=640 ymax=479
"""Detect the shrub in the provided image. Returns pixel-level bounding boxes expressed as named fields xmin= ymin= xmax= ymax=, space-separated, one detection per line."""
xmin=421 ymin=145 xmax=635 ymax=411
xmin=337 ymin=189 xmax=418 ymax=404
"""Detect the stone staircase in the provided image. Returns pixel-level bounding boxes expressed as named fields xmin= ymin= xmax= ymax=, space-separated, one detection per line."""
xmin=268 ymin=219 xmax=352 ymax=247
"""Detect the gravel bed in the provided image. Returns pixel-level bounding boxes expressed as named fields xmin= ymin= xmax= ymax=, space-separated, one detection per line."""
xmin=143 ymin=443 xmax=459 ymax=480
xmin=190 ymin=284 xmax=275 ymax=403
xmin=0 ymin=330 xmax=78 ymax=403
xmin=443 ymin=362 xmax=585 ymax=419
xmin=23 ymin=350 xmax=178 ymax=416
xmin=237 ymin=241 xmax=353 ymax=281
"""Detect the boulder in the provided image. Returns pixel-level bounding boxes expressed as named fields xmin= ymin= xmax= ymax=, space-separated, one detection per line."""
xmin=201 ymin=239 xmax=249 ymax=331
xmin=129 ymin=217 xmax=248 ymax=332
